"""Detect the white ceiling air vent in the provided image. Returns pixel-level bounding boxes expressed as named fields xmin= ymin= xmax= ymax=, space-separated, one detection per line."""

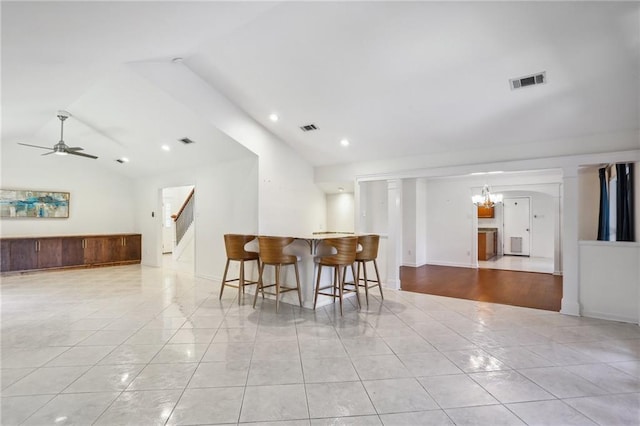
xmin=179 ymin=137 xmax=195 ymax=144
xmin=300 ymin=124 xmax=318 ymax=132
xmin=510 ymin=71 xmax=546 ymax=90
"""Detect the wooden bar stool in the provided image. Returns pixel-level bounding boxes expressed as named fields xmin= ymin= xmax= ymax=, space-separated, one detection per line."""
xmin=313 ymin=236 xmax=360 ymax=315
xmin=354 ymin=234 xmax=384 ymax=305
xmin=253 ymin=236 xmax=302 ymax=313
xmin=219 ymin=234 xmax=260 ymax=305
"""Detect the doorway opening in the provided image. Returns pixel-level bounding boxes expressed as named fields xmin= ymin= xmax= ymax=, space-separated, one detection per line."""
xmin=476 ymin=190 xmax=557 ymax=274
xmin=161 ymin=185 xmax=195 ymax=274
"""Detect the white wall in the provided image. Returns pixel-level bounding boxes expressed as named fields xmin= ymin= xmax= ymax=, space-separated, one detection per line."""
xmin=530 ymin=192 xmax=555 ymax=258
xmin=401 ymin=178 xmax=428 ymax=267
xmin=326 ymin=192 xmax=354 ymax=232
xmin=425 ymin=178 xmax=475 ymax=267
xmin=130 ymin=61 xmax=326 ymax=236
xmin=0 ymin=155 xmax=136 ymax=237
xmin=135 ymin=156 xmax=259 ymax=281
xmin=359 ymin=180 xmax=388 ymax=234
xmin=579 ymin=241 xmax=640 ymax=323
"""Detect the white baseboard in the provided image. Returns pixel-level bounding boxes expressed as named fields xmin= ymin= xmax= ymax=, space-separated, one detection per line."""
xmin=581 ymin=309 xmax=638 ymax=325
xmin=425 ymin=260 xmax=474 ymax=269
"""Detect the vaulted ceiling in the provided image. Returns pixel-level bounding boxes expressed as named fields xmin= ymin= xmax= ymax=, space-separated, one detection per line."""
xmin=2 ymin=1 xmax=638 ymax=178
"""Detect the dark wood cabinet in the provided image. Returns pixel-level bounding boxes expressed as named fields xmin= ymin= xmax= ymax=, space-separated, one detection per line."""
xmin=0 ymin=240 xmax=10 ymax=272
xmin=37 ymin=238 xmax=62 ymax=269
xmin=1 ymin=237 xmax=63 ymax=271
xmin=9 ymin=239 xmax=38 ymax=271
xmin=0 ymin=234 xmax=141 ymax=273
xmin=123 ymin=234 xmax=142 ymax=262
xmin=62 ymin=238 xmax=84 ymax=267
xmin=84 ymin=236 xmax=120 ymax=265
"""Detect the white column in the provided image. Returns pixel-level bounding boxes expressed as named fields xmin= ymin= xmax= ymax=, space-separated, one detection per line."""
xmin=553 ymin=184 xmax=563 ymax=275
xmin=354 ymin=180 xmax=362 ymax=233
xmin=415 ymin=178 xmax=428 ymax=266
xmin=386 ymin=179 xmax=402 ymax=290
xmin=561 ymin=166 xmax=580 ymax=316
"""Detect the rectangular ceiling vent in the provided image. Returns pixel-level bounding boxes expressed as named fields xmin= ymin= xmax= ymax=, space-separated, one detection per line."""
xmin=510 ymin=71 xmax=546 ymax=90
xmin=300 ymin=124 xmax=318 ymax=132
xmin=179 ymin=137 xmax=195 ymax=145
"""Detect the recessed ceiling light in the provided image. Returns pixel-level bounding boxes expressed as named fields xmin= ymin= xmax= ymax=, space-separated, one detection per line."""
xmin=121 ymin=157 xmax=129 ymax=163
xmin=161 ymin=145 xmax=170 ymax=151
xmin=340 ymin=139 xmax=350 ymax=147
xmin=338 ymin=187 xmax=344 ymax=192
xmin=269 ymin=113 xmax=279 ymax=122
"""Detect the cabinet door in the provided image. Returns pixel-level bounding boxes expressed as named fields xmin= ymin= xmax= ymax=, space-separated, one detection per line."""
xmin=37 ymin=238 xmax=62 ymax=269
xmin=1 ymin=240 xmax=11 ymax=272
xmin=62 ymin=238 xmax=84 ymax=267
xmin=478 ymin=206 xmax=494 ymax=218
xmin=10 ymin=239 xmax=38 ymax=271
xmin=108 ymin=236 xmax=126 ymax=263
xmin=123 ymin=235 xmax=141 ymax=262
xmin=478 ymin=233 xmax=487 ymax=260
xmin=83 ymin=237 xmax=100 ymax=264
xmin=84 ymin=236 xmax=123 ymax=264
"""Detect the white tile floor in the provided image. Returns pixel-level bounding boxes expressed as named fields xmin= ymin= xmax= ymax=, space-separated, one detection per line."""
xmin=2 ymin=265 xmax=640 ymax=425
xmin=478 ymin=255 xmax=554 ymax=274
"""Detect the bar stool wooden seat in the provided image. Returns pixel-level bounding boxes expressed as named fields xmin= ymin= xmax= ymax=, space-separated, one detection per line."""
xmin=313 ymin=236 xmax=360 ymax=315
xmin=219 ymin=234 xmax=260 ymax=305
xmin=253 ymin=236 xmax=302 ymax=313
xmin=354 ymin=234 xmax=384 ymax=304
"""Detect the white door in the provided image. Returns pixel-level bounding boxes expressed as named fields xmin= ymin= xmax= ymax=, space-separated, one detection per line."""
xmin=503 ymin=197 xmax=531 ymax=256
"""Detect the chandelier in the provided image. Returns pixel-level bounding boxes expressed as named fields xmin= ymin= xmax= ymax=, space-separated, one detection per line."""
xmin=472 ymin=184 xmax=503 ymax=207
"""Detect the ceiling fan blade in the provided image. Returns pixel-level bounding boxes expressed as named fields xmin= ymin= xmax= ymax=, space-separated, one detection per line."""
xmin=67 ymin=150 xmax=98 ymax=159
xmin=42 ymin=151 xmax=55 ymax=156
xmin=18 ymin=142 xmax=54 ymax=151
xmin=67 ymin=147 xmax=84 ymax=151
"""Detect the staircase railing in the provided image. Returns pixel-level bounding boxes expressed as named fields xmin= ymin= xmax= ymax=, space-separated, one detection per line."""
xmin=172 ymin=189 xmax=194 ymax=246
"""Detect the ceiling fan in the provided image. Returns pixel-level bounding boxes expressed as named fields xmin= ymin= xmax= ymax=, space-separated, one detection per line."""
xmin=18 ymin=111 xmax=98 ymax=159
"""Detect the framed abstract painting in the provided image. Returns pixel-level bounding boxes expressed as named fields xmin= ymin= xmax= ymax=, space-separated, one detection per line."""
xmin=0 ymin=189 xmax=70 ymax=218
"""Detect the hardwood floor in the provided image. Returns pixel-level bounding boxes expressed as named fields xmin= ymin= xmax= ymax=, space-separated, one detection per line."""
xmin=400 ymin=264 xmax=562 ymax=311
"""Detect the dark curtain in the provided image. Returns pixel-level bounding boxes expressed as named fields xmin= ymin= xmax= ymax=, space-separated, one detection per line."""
xmin=616 ymin=163 xmax=635 ymax=241
xmin=597 ymin=167 xmax=609 ymax=240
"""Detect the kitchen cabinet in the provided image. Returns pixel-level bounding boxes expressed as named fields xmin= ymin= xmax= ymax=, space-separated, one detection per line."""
xmin=477 ymin=206 xmax=494 ymax=218
xmin=478 ymin=229 xmax=497 ymax=260
xmin=0 ymin=234 xmax=141 ymax=273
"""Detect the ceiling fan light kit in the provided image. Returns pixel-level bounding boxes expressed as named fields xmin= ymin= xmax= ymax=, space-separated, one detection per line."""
xmin=17 ymin=111 xmax=98 ymax=159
